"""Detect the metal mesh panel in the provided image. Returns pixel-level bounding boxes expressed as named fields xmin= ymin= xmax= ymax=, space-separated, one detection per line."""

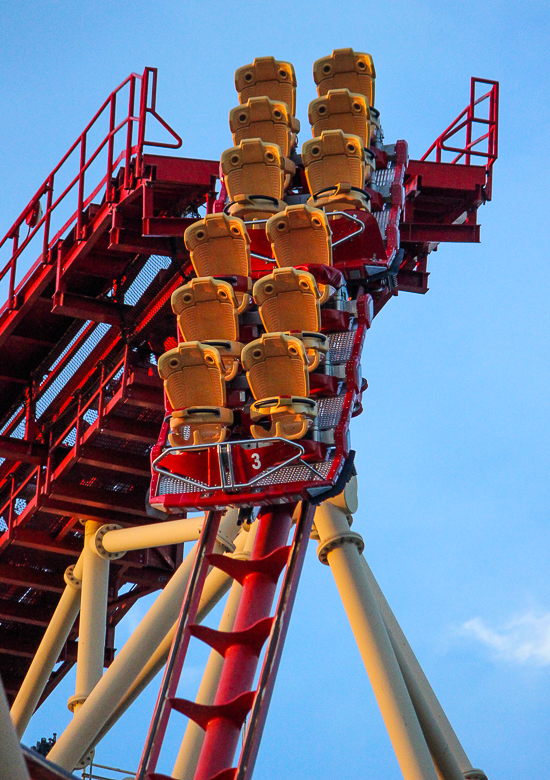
xmin=35 ymin=322 xmax=110 ymax=420
xmin=317 ymin=396 xmax=346 ymax=429
xmin=0 ymin=407 xmax=26 ymax=438
xmin=93 ymin=433 xmax=153 ymax=457
xmin=375 ymin=210 xmax=390 ymax=240
xmin=372 ymin=167 xmax=396 ymax=187
xmin=328 ymin=330 xmax=356 ymax=364
xmin=124 ymin=255 xmax=172 ymax=307
xmin=158 ymin=474 xmax=208 ymax=495
xmin=254 ymin=460 xmax=332 ymax=486
xmin=63 ymin=427 xmax=77 ymax=447
xmin=116 ymin=404 xmax=163 ymax=423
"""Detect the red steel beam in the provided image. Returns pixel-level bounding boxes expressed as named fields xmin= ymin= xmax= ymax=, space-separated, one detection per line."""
xmin=0 ymin=564 xmax=64 ymax=592
xmin=194 ymin=506 xmax=294 ymax=780
xmin=0 ymin=435 xmax=48 ymax=464
xmin=400 ymin=223 xmax=480 ymax=243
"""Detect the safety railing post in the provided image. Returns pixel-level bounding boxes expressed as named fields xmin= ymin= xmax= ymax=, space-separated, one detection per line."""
xmin=8 ymin=234 xmax=18 ymax=311
xmin=466 ymin=77 xmax=476 ymax=166
xmin=123 ymin=76 xmax=136 ymax=190
xmin=77 ymin=134 xmax=87 ymax=239
xmin=106 ymin=95 xmax=117 ymax=203
xmin=136 ymin=69 xmax=150 ymax=177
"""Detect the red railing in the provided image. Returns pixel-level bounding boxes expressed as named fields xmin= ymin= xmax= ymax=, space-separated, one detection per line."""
xmin=421 ymin=77 xmax=499 ymax=197
xmin=0 ymin=67 xmax=182 ymax=311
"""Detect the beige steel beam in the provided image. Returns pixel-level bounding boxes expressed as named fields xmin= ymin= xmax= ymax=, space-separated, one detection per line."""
xmin=90 ymin=525 xmax=251 ymax=751
xmin=314 ymin=483 xmax=439 ymax=780
xmin=67 ymin=521 xmax=111 ymax=715
xmin=172 ymin=521 xmax=259 ymax=780
xmin=93 ymin=514 xmax=235 ymax=557
xmin=362 ymin=558 xmax=486 ymax=780
xmin=48 ymin=510 xmax=241 ymax=772
xmin=0 ymin=675 xmax=31 ymax=780
xmin=10 ymin=555 xmax=84 ymax=737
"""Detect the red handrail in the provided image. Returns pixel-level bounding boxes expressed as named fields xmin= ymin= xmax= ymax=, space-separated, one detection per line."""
xmin=421 ymin=77 xmax=499 ymax=198
xmin=0 ymin=67 xmax=182 ymax=311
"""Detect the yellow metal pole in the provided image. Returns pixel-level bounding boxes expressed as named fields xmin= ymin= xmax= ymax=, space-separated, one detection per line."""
xmin=89 ymin=525 xmax=251 ymax=751
xmin=48 ymin=510 xmax=241 ymax=772
xmin=11 ymin=555 xmax=83 ymax=737
xmin=362 ymin=557 xmax=486 ymax=780
xmin=94 ymin=515 xmax=210 ymax=556
xmin=67 ymin=521 xmax=110 ymax=715
xmin=314 ymin=483 xmax=439 ymax=780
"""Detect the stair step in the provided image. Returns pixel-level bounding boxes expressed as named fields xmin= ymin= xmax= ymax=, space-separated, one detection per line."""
xmin=170 ymin=690 xmax=256 ymax=730
xmin=190 ymin=616 xmax=273 ymax=657
xmin=207 ymin=546 xmax=290 ymax=584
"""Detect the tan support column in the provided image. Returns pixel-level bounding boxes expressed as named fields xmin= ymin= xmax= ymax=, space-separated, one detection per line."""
xmin=172 ymin=521 xmax=259 ymax=780
xmin=11 ymin=556 xmax=83 ymax=737
xmin=67 ymin=521 xmax=113 ymax=715
xmin=362 ymin=558 xmax=486 ymax=780
xmin=94 ymin=515 xmax=214 ymax=557
xmin=0 ymin=675 xmax=31 ymax=780
xmin=90 ymin=525 xmax=251 ymax=750
xmin=48 ymin=510 xmax=241 ymax=772
xmin=314 ymin=481 xmax=438 ymax=780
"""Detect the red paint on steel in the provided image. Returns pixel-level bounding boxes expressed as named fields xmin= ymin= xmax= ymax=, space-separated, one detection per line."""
xmin=136 ymin=510 xmax=223 ymax=780
xmin=193 ymin=506 xmax=294 ymax=780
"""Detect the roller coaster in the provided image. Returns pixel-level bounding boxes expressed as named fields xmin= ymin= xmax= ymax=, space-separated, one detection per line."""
xmin=0 ymin=50 xmax=498 ymax=780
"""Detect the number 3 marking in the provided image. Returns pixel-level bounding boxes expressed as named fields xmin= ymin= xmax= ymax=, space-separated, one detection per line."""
xmin=251 ymin=453 xmax=262 ymax=470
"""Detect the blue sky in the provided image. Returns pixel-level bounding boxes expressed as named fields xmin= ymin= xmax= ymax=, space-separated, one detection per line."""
xmin=2 ymin=1 xmax=550 ymax=777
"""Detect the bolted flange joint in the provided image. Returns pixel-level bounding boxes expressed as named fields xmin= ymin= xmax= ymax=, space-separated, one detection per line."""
xmin=64 ymin=563 xmax=82 ymax=590
xmin=317 ymin=529 xmax=365 ymax=565
xmin=92 ymin=524 xmax=124 ymax=560
xmin=67 ymin=693 xmax=87 ymax=713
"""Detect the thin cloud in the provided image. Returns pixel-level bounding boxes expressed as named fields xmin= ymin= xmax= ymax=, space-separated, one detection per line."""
xmin=461 ymin=612 xmax=550 ymax=666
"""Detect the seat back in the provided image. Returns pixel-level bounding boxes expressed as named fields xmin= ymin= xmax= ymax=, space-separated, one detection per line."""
xmin=253 ymin=267 xmax=321 ymax=333
xmin=266 ymin=205 xmax=332 ymax=268
xmin=235 ymin=57 xmax=297 ymax=115
xmin=230 ymin=97 xmax=299 ymax=158
xmin=313 ymin=48 xmax=376 ymax=106
xmin=309 ymin=89 xmax=371 ymax=148
xmin=242 ymin=333 xmax=309 ymax=400
xmin=184 ymin=214 xmax=250 ymax=278
xmin=302 ymin=130 xmax=365 ymax=196
xmin=171 ymin=277 xmax=239 ymax=343
xmin=221 ymin=139 xmax=286 ymax=202
xmin=158 ymin=342 xmax=226 ymax=411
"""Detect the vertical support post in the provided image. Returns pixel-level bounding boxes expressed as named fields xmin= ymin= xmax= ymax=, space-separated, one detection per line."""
xmin=11 ymin=556 xmax=83 ymax=737
xmin=68 ymin=521 xmax=109 ymax=715
xmin=48 ymin=511 xmax=241 ymax=772
xmin=314 ymin=482 xmax=439 ymax=780
xmin=90 ymin=524 xmax=249 ymax=752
